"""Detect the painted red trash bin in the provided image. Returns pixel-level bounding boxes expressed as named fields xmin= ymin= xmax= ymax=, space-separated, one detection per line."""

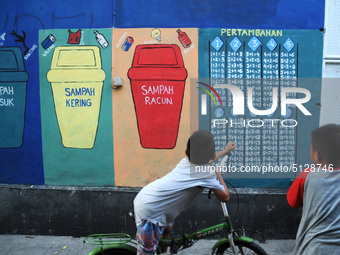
xmin=128 ymin=44 xmax=188 ymax=149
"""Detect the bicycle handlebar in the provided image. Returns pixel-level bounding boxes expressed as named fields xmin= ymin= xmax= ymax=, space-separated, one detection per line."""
xmin=208 ymin=153 xmax=233 ymax=218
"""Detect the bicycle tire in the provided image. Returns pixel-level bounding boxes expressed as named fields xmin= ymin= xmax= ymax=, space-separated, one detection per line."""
xmin=90 ymin=248 xmax=135 ymax=255
xmin=215 ymin=240 xmax=268 ymax=255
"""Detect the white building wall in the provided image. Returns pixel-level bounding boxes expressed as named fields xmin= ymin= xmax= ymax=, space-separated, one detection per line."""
xmin=320 ymin=0 xmax=340 ymax=125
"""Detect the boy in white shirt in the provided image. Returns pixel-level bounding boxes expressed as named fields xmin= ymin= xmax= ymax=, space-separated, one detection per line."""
xmin=134 ymin=130 xmax=236 ymax=254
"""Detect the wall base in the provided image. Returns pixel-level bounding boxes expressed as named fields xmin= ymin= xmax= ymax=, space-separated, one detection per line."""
xmin=0 ymin=185 xmax=301 ymax=240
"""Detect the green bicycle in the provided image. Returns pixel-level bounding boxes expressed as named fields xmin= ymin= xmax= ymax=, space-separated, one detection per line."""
xmin=84 ymin=155 xmax=268 ymax=255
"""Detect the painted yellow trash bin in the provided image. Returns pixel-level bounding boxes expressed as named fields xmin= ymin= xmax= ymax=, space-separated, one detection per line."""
xmin=47 ymin=46 xmax=106 ymax=149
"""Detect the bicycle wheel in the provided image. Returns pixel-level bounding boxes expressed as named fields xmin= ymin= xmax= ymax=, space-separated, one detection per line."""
xmin=215 ymin=240 xmax=268 ymax=255
xmin=91 ymin=248 xmax=135 ymax=255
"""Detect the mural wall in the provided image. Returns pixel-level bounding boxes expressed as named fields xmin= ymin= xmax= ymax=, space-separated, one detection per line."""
xmin=112 ymin=28 xmax=197 ymax=186
xmin=39 ymin=28 xmax=114 ymax=186
xmin=0 ymin=0 xmax=326 ymax=188
xmin=198 ymin=29 xmax=323 ymax=187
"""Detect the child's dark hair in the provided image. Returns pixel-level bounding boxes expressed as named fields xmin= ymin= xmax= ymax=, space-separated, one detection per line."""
xmin=186 ymin=130 xmax=215 ymax=165
xmin=311 ymin=124 xmax=340 ymax=168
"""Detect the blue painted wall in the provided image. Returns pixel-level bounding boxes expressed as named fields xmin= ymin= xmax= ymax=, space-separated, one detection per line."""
xmin=115 ymin=0 xmax=325 ymax=29
xmin=1 ymin=0 xmax=113 ymax=30
xmin=0 ymin=0 xmax=113 ymax=184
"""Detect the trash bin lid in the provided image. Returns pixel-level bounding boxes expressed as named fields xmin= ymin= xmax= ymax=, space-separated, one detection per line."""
xmin=47 ymin=46 xmax=106 ymax=82
xmin=128 ymin=44 xmax=187 ymax=81
xmin=131 ymin=44 xmax=184 ymax=68
xmin=50 ymin=46 xmax=103 ymax=69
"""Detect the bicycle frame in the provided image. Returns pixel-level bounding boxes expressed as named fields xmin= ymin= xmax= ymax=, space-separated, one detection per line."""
xmin=157 ymin=220 xmax=229 ymax=253
xmin=85 ymin=202 xmax=255 ymax=255
xmin=157 ymin=202 xmax=254 ymax=254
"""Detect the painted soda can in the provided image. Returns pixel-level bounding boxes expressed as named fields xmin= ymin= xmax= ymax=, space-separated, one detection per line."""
xmin=121 ymin=36 xmax=134 ymax=51
xmin=41 ymin=34 xmax=56 ymax=50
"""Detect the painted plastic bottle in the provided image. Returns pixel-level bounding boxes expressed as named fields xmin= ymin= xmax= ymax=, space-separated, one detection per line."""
xmin=177 ymin=29 xmax=192 ymax=48
xmin=94 ymin=30 xmax=109 ymax=49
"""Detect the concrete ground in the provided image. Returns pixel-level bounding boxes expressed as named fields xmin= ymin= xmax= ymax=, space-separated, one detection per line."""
xmin=0 ymin=234 xmax=295 ymax=254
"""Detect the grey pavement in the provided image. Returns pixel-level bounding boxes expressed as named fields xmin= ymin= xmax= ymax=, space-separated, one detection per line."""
xmin=0 ymin=235 xmax=295 ymax=254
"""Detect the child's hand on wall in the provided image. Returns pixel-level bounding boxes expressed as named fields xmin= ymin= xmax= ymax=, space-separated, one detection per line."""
xmin=224 ymin=142 xmax=236 ymax=154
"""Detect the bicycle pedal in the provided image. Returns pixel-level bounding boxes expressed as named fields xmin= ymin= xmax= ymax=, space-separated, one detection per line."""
xmin=170 ymin=238 xmax=179 ymax=254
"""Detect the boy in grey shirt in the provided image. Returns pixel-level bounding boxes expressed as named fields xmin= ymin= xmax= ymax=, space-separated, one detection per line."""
xmin=287 ymin=124 xmax=340 ymax=254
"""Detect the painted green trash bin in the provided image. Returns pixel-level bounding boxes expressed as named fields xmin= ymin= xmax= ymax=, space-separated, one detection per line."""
xmin=0 ymin=47 xmax=29 ymax=148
